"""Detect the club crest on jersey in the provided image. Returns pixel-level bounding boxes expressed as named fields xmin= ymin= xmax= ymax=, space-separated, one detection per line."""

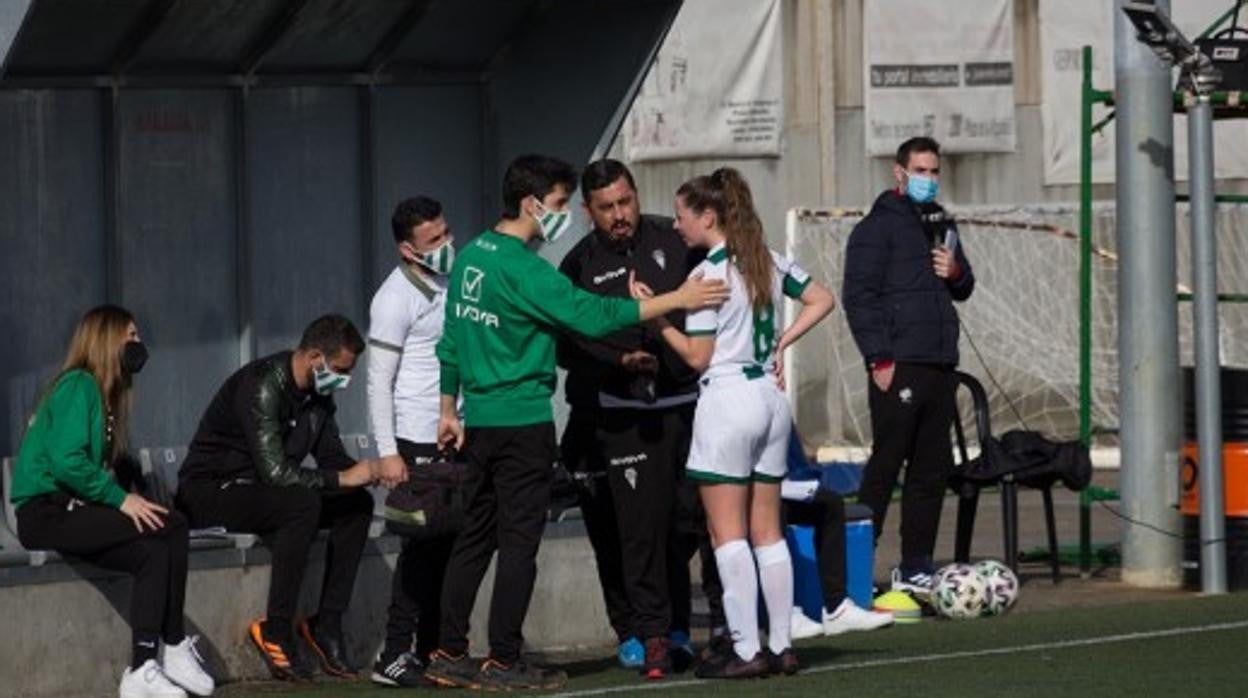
xmin=624 ymin=467 xmax=638 ymax=490
xmin=899 ymin=387 xmax=914 ymax=404
xmin=652 ymin=249 xmax=666 ymax=270
xmin=462 ymin=266 xmax=484 ymax=302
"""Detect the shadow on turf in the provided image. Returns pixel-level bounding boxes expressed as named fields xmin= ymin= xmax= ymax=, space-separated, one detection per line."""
xmin=213 ymin=645 xmax=893 ymax=694
xmin=551 ymin=644 xmax=888 ymax=680
xmin=71 ymin=562 xmax=233 ymax=681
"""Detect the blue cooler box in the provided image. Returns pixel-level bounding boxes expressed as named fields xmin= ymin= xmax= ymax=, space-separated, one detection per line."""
xmin=786 ymin=503 xmax=874 ymax=618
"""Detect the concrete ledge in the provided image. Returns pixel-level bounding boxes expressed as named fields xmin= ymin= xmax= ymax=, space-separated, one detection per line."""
xmin=816 ymin=445 xmax=1124 ymax=470
xmin=0 ymin=521 xmax=615 ymax=698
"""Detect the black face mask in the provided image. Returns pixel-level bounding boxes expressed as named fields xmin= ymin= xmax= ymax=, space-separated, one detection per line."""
xmin=121 ymin=340 xmax=148 ymax=375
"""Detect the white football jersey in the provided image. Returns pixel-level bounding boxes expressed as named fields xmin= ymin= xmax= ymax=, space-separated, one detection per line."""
xmin=367 ymin=265 xmax=447 ymax=450
xmin=685 ymin=244 xmax=811 ymax=382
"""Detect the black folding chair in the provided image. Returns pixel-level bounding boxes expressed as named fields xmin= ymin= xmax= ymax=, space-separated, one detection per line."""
xmin=949 ymin=371 xmax=1062 ymax=584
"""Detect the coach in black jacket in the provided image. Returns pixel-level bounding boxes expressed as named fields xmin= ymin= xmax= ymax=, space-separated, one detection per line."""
xmin=557 ymin=159 xmax=712 ymax=676
xmin=842 ymin=137 xmax=974 ymax=595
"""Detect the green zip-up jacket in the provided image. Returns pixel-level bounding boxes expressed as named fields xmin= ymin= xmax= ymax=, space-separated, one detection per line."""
xmin=10 ymin=369 xmax=128 ymax=509
xmin=437 ymin=230 xmax=642 ymax=427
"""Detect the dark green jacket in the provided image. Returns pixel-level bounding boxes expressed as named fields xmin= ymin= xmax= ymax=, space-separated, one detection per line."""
xmin=437 ymin=230 xmax=641 ymax=427
xmin=11 ymin=369 xmax=128 ymax=509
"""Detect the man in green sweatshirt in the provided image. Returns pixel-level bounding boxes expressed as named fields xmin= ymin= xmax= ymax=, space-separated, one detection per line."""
xmin=424 ymin=155 xmax=727 ymax=691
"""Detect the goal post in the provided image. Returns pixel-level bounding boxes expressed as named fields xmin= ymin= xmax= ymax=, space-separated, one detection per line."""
xmin=782 ymin=202 xmax=1248 ymax=452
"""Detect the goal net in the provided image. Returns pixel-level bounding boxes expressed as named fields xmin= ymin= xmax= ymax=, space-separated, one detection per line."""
xmin=784 ymin=203 xmax=1248 ymax=450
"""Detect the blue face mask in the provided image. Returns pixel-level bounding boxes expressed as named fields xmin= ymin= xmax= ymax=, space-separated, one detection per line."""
xmin=905 ymin=173 xmax=939 ymax=204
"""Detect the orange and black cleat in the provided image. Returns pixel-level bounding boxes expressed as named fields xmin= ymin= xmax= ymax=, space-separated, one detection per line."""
xmin=477 ymin=656 xmax=567 ymax=691
xmin=298 ymin=616 xmax=358 ymax=678
xmin=248 ymin=619 xmax=312 ymax=681
xmin=424 ymin=648 xmax=483 ymax=689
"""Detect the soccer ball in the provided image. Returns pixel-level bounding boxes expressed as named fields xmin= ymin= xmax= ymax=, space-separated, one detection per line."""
xmin=931 ymin=563 xmax=988 ymax=620
xmin=975 ymin=559 xmax=1020 ymax=616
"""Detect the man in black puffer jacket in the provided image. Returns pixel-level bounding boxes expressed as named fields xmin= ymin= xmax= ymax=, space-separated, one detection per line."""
xmin=842 ymin=136 xmax=974 ymax=596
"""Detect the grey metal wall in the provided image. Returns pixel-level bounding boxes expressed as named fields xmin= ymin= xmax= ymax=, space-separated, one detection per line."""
xmin=118 ymin=89 xmax=239 ymax=451
xmin=0 ymin=84 xmax=489 ymax=455
xmin=486 ymin=0 xmax=679 ymax=268
xmin=246 ymin=87 xmax=367 ymax=435
xmin=0 ymin=0 xmax=680 ymax=457
xmin=0 ymin=90 xmax=107 ymax=454
xmin=372 ymin=85 xmax=485 ymax=280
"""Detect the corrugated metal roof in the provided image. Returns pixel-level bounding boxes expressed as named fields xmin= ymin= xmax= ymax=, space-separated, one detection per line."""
xmin=0 ymin=0 xmax=550 ymax=83
xmin=387 ymin=0 xmax=537 ymax=69
xmin=127 ymin=0 xmax=292 ymax=74
xmin=7 ymin=0 xmax=147 ymax=74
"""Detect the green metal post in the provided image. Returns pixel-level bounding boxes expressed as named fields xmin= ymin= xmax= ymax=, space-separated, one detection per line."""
xmin=1079 ymin=44 xmax=1095 ymax=578
xmin=1196 ymin=4 xmax=1240 ymax=40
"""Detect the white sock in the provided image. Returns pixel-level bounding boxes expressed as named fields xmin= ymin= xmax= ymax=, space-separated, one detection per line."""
xmin=754 ymin=540 xmax=794 ymax=654
xmin=714 ymin=539 xmax=760 ymax=661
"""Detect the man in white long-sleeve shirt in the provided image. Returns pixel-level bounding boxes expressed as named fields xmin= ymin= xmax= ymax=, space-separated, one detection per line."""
xmin=367 ymin=196 xmax=457 ymax=687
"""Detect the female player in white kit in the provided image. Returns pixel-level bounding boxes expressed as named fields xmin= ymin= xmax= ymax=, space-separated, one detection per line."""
xmin=632 ymin=167 xmax=835 ymax=678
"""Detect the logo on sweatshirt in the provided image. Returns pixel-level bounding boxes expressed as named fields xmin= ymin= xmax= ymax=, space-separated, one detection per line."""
xmin=462 ymin=266 xmax=484 ymax=302
xmin=609 ymin=452 xmax=648 ymax=467
xmin=593 ymin=266 xmax=627 ymax=286
xmin=456 ymin=302 xmax=500 ymax=329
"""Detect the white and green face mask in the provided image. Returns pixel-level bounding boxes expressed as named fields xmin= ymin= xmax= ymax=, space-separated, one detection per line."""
xmin=313 ymin=358 xmax=351 ymax=395
xmin=533 ymin=200 xmax=573 ymax=243
xmin=413 ymin=239 xmax=456 ymax=275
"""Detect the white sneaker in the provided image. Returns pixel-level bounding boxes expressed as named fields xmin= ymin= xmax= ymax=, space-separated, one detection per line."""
xmin=119 ymin=659 xmax=187 ymax=698
xmin=162 ymin=636 xmax=215 ymax=696
xmin=822 ymin=599 xmax=895 ymax=636
xmin=790 ymin=607 xmax=824 ymax=640
xmin=890 ymin=566 xmax=934 ymax=599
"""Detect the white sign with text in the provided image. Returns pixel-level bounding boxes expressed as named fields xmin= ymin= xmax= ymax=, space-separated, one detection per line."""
xmin=864 ymin=0 xmax=1016 ymax=155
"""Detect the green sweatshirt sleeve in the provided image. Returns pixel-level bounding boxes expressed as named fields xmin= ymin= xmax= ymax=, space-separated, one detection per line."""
xmin=45 ymin=374 xmax=127 ymax=507
xmin=436 ymin=294 xmax=461 ymax=396
xmin=511 ymin=253 xmax=641 ymax=338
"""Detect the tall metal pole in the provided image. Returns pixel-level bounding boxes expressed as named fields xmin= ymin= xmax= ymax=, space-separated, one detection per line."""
xmin=1187 ymin=95 xmax=1228 ymax=594
xmin=1114 ymin=0 xmax=1182 ymax=588
xmin=1079 ymin=44 xmax=1096 ymax=578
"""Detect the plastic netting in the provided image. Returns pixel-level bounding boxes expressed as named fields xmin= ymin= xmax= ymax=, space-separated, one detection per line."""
xmin=784 ymin=203 xmax=1248 ymax=448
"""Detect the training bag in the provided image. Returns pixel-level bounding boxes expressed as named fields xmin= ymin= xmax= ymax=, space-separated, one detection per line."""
xmin=384 ymin=453 xmax=469 ymax=539
xmin=964 ymin=430 xmax=1093 ymax=492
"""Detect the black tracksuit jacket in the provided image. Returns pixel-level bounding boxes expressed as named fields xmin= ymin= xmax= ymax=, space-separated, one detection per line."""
xmin=557 ymin=214 xmax=705 ymax=409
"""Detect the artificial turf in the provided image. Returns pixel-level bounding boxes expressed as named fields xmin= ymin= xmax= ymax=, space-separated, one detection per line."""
xmin=219 ymin=591 xmax=1248 ymax=697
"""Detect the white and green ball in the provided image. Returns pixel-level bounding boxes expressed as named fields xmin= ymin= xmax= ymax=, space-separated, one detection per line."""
xmin=931 ymin=563 xmax=989 ymax=620
xmin=975 ymin=559 xmax=1020 ymax=616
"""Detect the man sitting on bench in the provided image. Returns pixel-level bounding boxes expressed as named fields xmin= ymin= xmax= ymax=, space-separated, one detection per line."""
xmin=177 ymin=314 xmax=379 ymax=681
